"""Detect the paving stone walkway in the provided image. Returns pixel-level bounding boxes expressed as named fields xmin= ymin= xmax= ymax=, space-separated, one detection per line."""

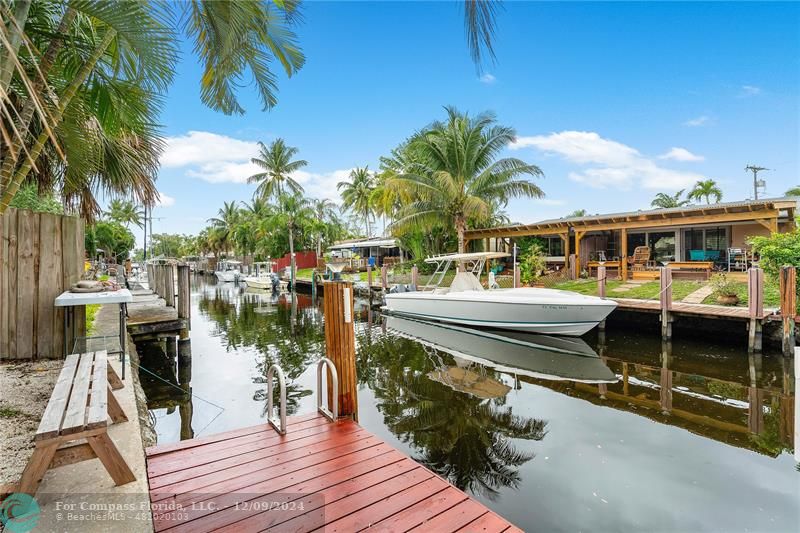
xmin=681 ymin=284 xmax=714 ymax=304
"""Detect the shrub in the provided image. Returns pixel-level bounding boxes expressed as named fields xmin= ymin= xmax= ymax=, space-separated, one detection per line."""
xmin=520 ymin=244 xmax=546 ymax=284
xmin=709 ymin=273 xmax=738 ymax=296
xmin=749 ymin=230 xmax=800 ymax=277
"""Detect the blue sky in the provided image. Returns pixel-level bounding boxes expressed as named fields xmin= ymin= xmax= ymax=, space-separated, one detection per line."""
xmin=146 ymin=1 xmax=800 ymax=241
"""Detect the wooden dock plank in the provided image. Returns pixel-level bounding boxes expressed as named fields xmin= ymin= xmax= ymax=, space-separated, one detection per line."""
xmin=146 ymin=414 xmax=520 ymax=533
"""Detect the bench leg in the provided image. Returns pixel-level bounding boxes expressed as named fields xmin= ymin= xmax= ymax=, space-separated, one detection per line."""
xmin=107 ymin=385 xmax=128 ymax=424
xmin=18 ymin=442 xmax=58 ymax=495
xmin=87 ymin=433 xmax=136 ymax=486
xmin=107 ymin=364 xmax=124 ymax=390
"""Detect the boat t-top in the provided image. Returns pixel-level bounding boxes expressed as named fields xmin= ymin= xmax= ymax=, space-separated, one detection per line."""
xmin=243 ymin=261 xmax=278 ymax=290
xmin=214 ymin=260 xmax=242 ymax=283
xmin=382 ymin=251 xmax=617 ymax=336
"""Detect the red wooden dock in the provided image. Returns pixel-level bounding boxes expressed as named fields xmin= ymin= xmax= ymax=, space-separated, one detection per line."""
xmin=145 ymin=412 xmax=521 ymax=532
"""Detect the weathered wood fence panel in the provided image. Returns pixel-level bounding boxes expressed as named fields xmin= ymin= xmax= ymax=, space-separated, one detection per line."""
xmin=0 ymin=208 xmax=85 ymax=359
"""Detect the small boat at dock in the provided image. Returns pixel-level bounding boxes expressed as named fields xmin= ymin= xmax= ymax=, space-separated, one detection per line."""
xmin=383 ymin=252 xmax=617 ymax=336
xmin=214 ymin=260 xmax=242 ymax=282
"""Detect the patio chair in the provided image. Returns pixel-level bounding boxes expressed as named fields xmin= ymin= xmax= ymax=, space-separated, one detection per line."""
xmin=629 ymin=246 xmax=653 ymax=271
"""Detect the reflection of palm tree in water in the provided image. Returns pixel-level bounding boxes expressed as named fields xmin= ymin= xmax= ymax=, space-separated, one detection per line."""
xmin=358 ymin=330 xmax=548 ymax=500
xmin=197 ymin=288 xmax=321 ymax=415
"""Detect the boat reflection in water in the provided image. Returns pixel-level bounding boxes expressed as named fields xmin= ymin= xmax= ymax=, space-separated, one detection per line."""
xmin=385 ymin=315 xmax=617 ymax=389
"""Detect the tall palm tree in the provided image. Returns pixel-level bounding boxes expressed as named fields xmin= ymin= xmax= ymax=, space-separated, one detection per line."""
xmin=248 ymin=139 xmax=308 ymax=200
xmin=650 ymin=190 xmax=690 ymax=209
xmin=273 ymin=193 xmax=313 ymax=286
xmin=207 ymin=201 xmax=240 ymax=256
xmin=390 ymin=107 xmax=544 ymax=253
xmin=338 ymin=167 xmax=376 ymax=238
xmin=688 ymin=179 xmax=723 ymax=204
xmin=106 ymin=200 xmax=144 ymax=229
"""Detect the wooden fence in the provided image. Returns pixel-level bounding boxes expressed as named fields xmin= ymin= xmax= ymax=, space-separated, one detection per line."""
xmin=0 ymin=208 xmax=85 ymax=359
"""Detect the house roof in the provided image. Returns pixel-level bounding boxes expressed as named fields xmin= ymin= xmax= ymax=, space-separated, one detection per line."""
xmin=465 ymin=197 xmax=798 ymax=240
xmin=329 ymin=238 xmax=398 ymax=250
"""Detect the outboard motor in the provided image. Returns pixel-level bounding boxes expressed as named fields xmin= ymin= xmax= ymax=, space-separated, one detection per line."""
xmin=270 ymin=272 xmax=280 ymax=293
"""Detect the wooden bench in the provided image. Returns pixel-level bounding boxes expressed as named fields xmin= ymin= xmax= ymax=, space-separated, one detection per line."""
xmin=666 ymin=261 xmax=714 ymax=279
xmin=17 ymin=350 xmax=135 ymax=495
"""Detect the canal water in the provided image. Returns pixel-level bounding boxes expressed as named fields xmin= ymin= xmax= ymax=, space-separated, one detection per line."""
xmin=138 ymin=277 xmax=798 ymax=532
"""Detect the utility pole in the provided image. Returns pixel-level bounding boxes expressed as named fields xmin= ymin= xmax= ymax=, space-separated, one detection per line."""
xmin=745 ymin=164 xmax=769 ymax=200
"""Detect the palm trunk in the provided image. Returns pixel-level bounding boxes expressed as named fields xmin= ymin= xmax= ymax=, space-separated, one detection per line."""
xmin=456 ymin=216 xmax=466 ymax=254
xmin=0 ymin=27 xmax=116 ymax=212
xmin=288 ymin=223 xmax=295 ymax=289
xmin=365 ymin=209 xmax=370 ymax=237
xmin=0 ymin=0 xmax=32 ymax=91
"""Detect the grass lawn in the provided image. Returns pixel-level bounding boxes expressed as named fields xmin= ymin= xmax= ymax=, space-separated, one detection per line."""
xmin=552 ymin=278 xmax=706 ymax=302
xmin=701 ymin=277 xmax=783 ymax=309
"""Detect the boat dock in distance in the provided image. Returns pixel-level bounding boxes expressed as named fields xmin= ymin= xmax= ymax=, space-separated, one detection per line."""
xmin=145 ymin=412 xmax=521 ymax=532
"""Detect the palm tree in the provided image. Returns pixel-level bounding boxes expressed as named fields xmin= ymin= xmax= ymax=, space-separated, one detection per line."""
xmin=207 ymin=201 xmax=240 ymax=256
xmin=688 ymin=179 xmax=723 ymax=204
xmin=650 ymin=190 xmax=690 ymax=209
xmin=785 ymin=186 xmax=800 ymax=197
xmin=106 ymin=200 xmax=144 ymax=229
xmin=390 ymin=107 xmax=544 ymax=253
xmin=311 ymin=198 xmax=337 ymax=255
xmin=566 ymin=209 xmax=587 ymax=218
xmin=1 ymin=0 xmax=305 ymax=214
xmin=338 ymin=167 xmax=376 ymax=237
xmin=247 ymin=139 xmax=308 ymax=200
xmin=274 ymin=193 xmax=313 ymax=286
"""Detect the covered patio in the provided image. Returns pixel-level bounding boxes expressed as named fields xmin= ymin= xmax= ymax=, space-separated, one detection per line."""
xmin=465 ymin=198 xmax=797 ymax=280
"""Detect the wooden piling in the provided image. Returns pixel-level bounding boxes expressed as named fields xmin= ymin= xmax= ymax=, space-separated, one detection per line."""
xmin=747 ymin=267 xmax=764 ymax=352
xmin=323 ymin=281 xmax=358 ymax=420
xmin=514 ymin=262 xmax=521 ymax=288
xmin=779 ymin=266 xmax=796 ymax=356
xmin=568 ymin=254 xmax=576 ymax=280
xmin=366 ymin=265 xmax=372 ymax=289
xmin=381 ymin=265 xmax=388 ymax=290
xmin=165 ymin=264 xmax=175 ymax=308
xmin=659 ymin=267 xmax=673 ymax=340
xmin=411 ymin=265 xmax=419 ymax=288
xmin=177 ymin=264 xmax=191 ymax=329
xmin=597 ymin=265 xmax=607 ymax=330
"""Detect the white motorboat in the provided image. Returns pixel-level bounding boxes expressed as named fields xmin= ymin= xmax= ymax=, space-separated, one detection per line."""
xmin=383 ymin=252 xmax=617 ymax=336
xmin=243 ymin=261 xmax=276 ymax=290
xmin=214 ymin=260 xmax=242 ymax=282
xmin=385 ymin=315 xmax=617 ymax=384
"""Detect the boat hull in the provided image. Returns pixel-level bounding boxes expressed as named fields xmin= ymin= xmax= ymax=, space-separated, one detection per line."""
xmin=383 ymin=288 xmax=617 ymax=336
xmin=214 ymin=271 xmax=238 ymax=282
xmin=243 ymin=278 xmax=271 ymax=290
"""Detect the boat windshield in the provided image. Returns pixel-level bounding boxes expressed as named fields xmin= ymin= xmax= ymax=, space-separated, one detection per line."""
xmin=422 ymin=252 xmax=509 ymax=292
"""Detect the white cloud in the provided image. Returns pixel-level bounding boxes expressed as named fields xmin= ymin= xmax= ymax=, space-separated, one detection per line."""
xmin=155 ymin=191 xmax=175 ymax=207
xmin=658 ymin=147 xmax=705 ymax=162
xmin=185 ymin=161 xmax=261 ymax=184
xmin=161 ymin=131 xmax=259 ymax=168
xmin=511 ymin=130 xmax=704 ymax=190
xmin=739 ymin=85 xmax=761 ymax=97
xmin=479 ymin=73 xmax=496 ymax=84
xmin=292 ymin=168 xmax=355 ymax=201
xmin=683 ymin=115 xmax=710 ymax=127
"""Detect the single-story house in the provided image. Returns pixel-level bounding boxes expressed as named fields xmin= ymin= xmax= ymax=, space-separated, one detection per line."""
xmin=465 ymin=197 xmax=797 ymax=279
xmin=326 ymin=237 xmax=402 ymax=269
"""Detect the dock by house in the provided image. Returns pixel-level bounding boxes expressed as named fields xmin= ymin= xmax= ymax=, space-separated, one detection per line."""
xmin=145 ymin=412 xmax=520 ymax=532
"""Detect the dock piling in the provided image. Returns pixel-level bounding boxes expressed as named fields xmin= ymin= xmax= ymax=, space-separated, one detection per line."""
xmin=747 ymin=267 xmax=764 ymax=352
xmin=597 ymin=265 xmax=607 ymax=330
xmin=323 ymin=281 xmax=358 ymax=420
xmin=411 ymin=265 xmax=419 ymax=288
xmin=177 ymin=264 xmax=190 ymax=329
xmin=779 ymin=266 xmax=796 ymax=356
xmin=659 ymin=267 xmax=673 ymax=340
xmin=381 ymin=265 xmax=388 ymax=291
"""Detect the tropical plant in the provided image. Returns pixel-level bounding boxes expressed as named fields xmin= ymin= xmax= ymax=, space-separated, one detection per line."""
xmin=248 ymin=139 xmax=307 ymax=200
xmin=338 ymin=167 xmax=375 ymax=237
xmin=311 ymin=198 xmax=337 ymax=255
xmin=105 ymin=199 xmax=144 ymax=229
xmin=86 ymin=220 xmax=135 ymax=261
xmin=785 ymin=186 xmax=800 ymax=197
xmin=389 ymin=107 xmax=545 ymax=253
xmin=687 ymin=180 xmax=723 ymax=204
xmin=650 ymin=190 xmax=690 ymax=209
xmin=1 ymin=0 xmax=305 ymax=214
xmin=748 ymin=230 xmax=800 ymax=277
xmin=207 ymin=201 xmax=240 ymax=255
xmin=519 ymin=244 xmax=546 ymax=285
xmin=8 ymin=182 xmax=63 ymax=214
xmin=271 ymin=193 xmax=313 ymax=281
xmin=566 ymin=209 xmax=587 ymax=218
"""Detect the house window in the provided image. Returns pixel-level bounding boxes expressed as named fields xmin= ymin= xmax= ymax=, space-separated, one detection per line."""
xmin=683 ymin=227 xmax=728 ymax=260
xmin=549 ymin=237 xmax=563 ymax=257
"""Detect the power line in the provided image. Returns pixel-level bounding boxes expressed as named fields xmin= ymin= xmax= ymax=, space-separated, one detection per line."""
xmin=745 ymin=164 xmax=769 ymax=200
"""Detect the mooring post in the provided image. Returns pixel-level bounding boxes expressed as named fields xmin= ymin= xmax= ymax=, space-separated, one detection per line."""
xmin=411 ymin=265 xmax=419 ymax=288
xmin=514 ymin=262 xmax=521 ymax=288
xmin=177 ymin=264 xmax=191 ymax=328
xmin=779 ymin=266 xmax=796 ymax=356
xmin=366 ymin=265 xmax=372 ymax=289
xmin=165 ymin=264 xmax=175 ymax=308
xmin=597 ymin=265 xmax=607 ymax=330
xmin=381 ymin=265 xmax=388 ymax=291
xmin=568 ymin=254 xmax=577 ymax=280
xmin=178 ymin=338 xmax=192 ymax=384
xmin=747 ymin=267 xmax=764 ymax=352
xmin=660 ymin=267 xmax=673 ymax=340
xmin=323 ymin=281 xmax=358 ymax=420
